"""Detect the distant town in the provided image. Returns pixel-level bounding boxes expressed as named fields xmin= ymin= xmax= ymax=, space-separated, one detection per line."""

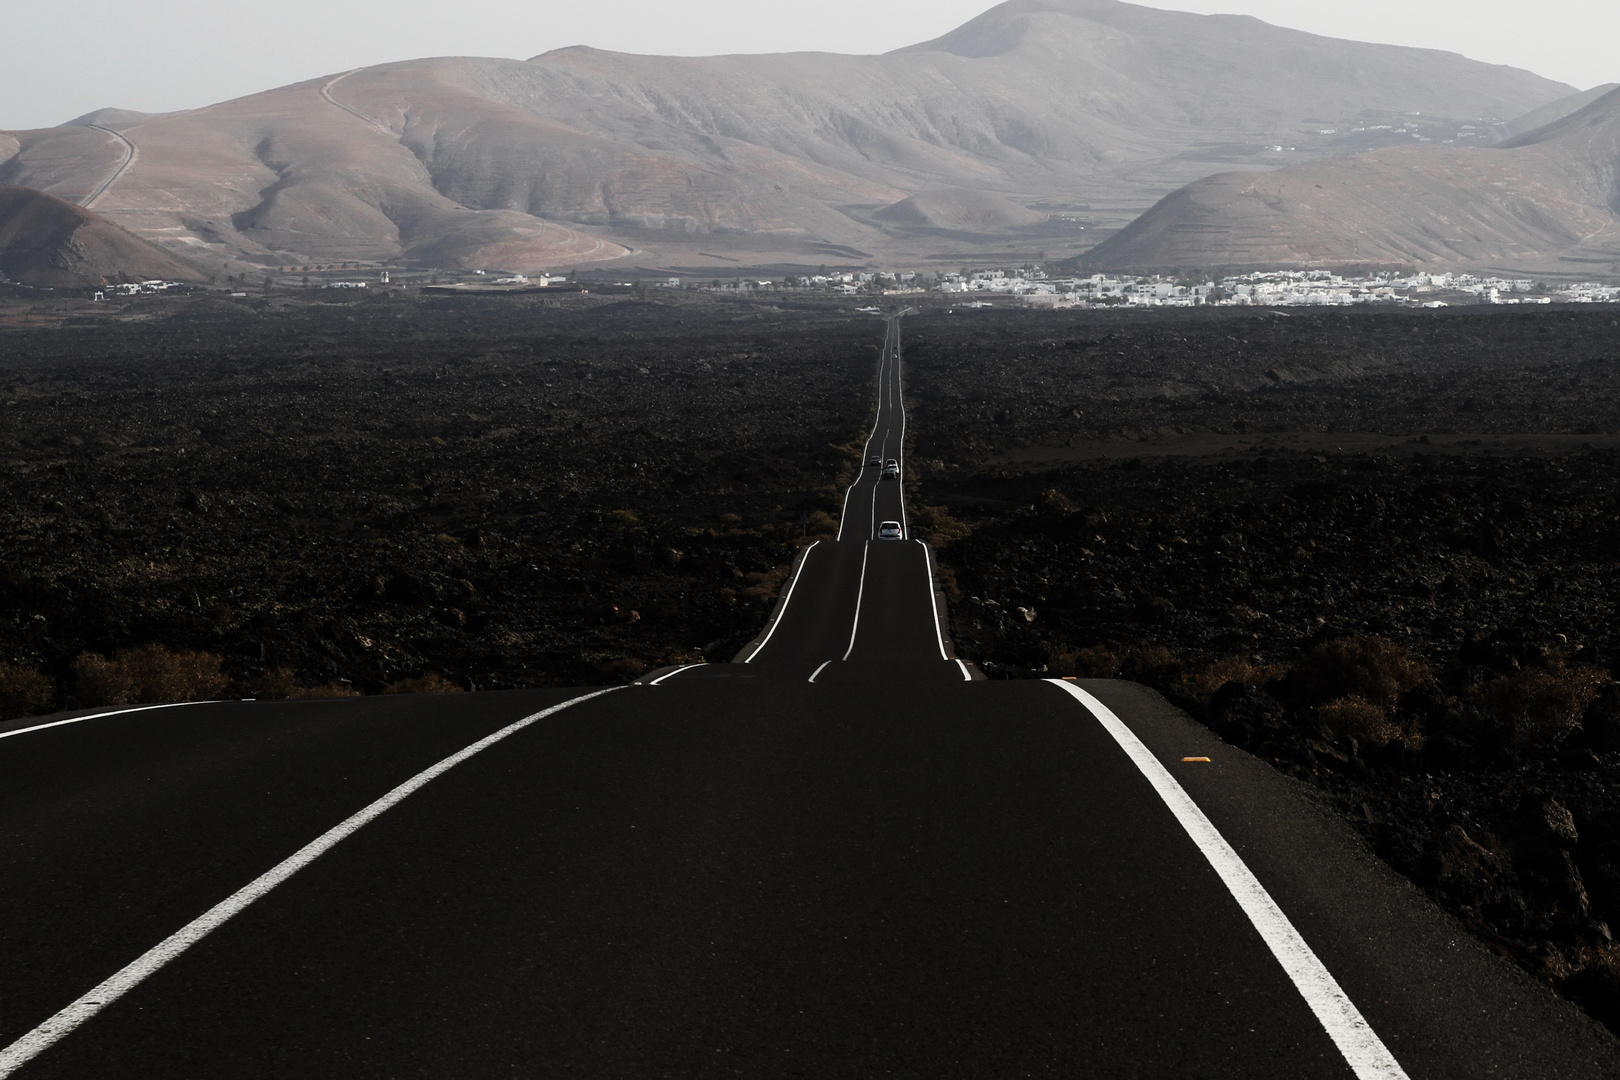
xmin=688 ymin=268 xmax=1620 ymax=308
xmin=62 ymin=266 xmax=1620 ymax=309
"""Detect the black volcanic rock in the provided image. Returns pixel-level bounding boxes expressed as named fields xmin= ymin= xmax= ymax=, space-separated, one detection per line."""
xmin=901 ymin=302 xmax=1620 ymax=1035
xmin=0 ymin=289 xmax=872 ymax=697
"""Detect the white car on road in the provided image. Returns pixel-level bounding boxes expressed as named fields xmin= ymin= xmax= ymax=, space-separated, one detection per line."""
xmin=878 ymin=521 xmax=903 ymax=540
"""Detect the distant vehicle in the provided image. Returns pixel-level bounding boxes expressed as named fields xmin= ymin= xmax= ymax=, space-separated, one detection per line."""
xmin=878 ymin=521 xmax=903 ymax=540
xmin=882 ymin=459 xmax=899 ymax=479
xmin=868 ymin=456 xmax=882 ymax=467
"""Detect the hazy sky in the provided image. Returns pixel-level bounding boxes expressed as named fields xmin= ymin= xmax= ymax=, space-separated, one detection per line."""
xmin=2 ymin=0 xmax=1615 ymax=130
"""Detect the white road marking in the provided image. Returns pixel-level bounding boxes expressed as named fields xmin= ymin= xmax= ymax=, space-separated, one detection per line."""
xmin=1047 ymin=680 xmax=1410 ymax=1080
xmin=740 ymin=541 xmax=819 ymax=662
xmin=897 ymin=340 xmax=909 ymax=537
xmin=841 ymin=542 xmax=872 ymax=661
xmin=836 ymin=470 xmax=860 ymax=541
xmin=807 ymin=660 xmax=832 ymax=683
xmin=838 ymin=324 xmax=892 ymax=541
xmin=954 ymin=659 xmax=972 ymax=680
xmin=918 ymin=542 xmax=964 ymax=672
xmin=0 ymin=687 xmax=625 ymax=1079
xmin=841 ymin=316 xmax=910 ymax=543
xmin=646 ymin=664 xmax=704 ymax=686
xmin=0 ymin=701 xmax=217 ymax=743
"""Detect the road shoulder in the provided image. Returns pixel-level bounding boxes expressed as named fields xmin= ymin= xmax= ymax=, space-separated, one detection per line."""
xmin=1075 ymin=678 xmax=1620 ymax=1080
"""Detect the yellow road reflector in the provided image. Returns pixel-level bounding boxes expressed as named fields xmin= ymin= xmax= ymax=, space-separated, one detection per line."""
xmin=1181 ymin=756 xmax=1212 ymax=763
xmin=1062 ymin=676 xmax=1078 ymax=681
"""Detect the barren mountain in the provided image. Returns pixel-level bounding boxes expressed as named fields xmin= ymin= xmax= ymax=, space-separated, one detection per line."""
xmin=0 ymin=0 xmax=1574 ymax=272
xmin=1506 ymin=84 xmax=1620 ymax=138
xmin=1082 ymin=87 xmax=1620 ymax=275
xmin=0 ymin=183 xmax=204 ymax=287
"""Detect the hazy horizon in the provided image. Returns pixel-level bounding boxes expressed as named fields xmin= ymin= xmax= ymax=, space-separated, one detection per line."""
xmin=2 ymin=0 xmax=1616 ymax=131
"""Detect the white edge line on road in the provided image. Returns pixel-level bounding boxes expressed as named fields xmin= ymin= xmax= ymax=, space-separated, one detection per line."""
xmin=841 ymin=541 xmax=872 ymax=661
xmin=0 ymin=700 xmax=219 ymax=743
xmin=894 ymin=320 xmax=909 ymax=538
xmin=1046 ymin=680 xmax=1410 ymax=1080
xmin=741 ymin=541 xmax=819 ymax=663
xmin=918 ymin=541 xmax=952 ymax=664
xmin=0 ymin=686 xmax=625 ymax=1079
xmin=838 ymin=319 xmax=891 ymax=541
xmin=954 ymin=659 xmax=972 ymax=681
xmin=807 ymin=660 xmax=832 ymax=683
xmin=646 ymin=664 xmax=704 ymax=686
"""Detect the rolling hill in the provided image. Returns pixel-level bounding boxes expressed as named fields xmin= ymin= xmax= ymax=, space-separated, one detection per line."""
xmin=0 ymin=183 xmax=205 ymax=287
xmin=1081 ymin=86 xmax=1620 ymax=276
xmin=0 ymin=0 xmax=1577 ymax=273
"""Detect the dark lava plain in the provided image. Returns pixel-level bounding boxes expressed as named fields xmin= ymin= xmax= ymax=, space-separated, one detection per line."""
xmin=0 ymin=288 xmax=875 ymax=693
xmin=902 ymin=302 xmax=1620 ymax=1036
xmin=6 ymin=287 xmax=1620 ymax=1038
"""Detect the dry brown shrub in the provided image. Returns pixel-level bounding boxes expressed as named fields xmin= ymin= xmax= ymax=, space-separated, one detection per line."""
xmin=805 ymin=510 xmax=838 ymax=536
xmin=72 ymin=645 xmax=228 ymax=706
xmin=1478 ymin=665 xmax=1608 ymax=750
xmin=253 ymin=668 xmax=359 ymax=699
xmin=71 ymin=652 xmax=134 ymax=706
xmin=252 ymin=667 xmax=304 ymax=699
xmin=290 ymin=682 xmax=361 ymax=699
xmin=1121 ymin=644 xmax=1180 ymax=681
xmin=828 ymin=439 xmax=865 ymax=470
xmin=119 ymin=644 xmax=230 ymax=703
xmin=742 ymin=565 xmax=791 ymax=606
xmin=1316 ymin=695 xmax=1405 ymax=745
xmin=1049 ymin=645 xmax=1120 ymax=679
xmin=382 ymin=673 xmax=463 ymax=695
xmin=1182 ymin=655 xmax=1286 ymax=702
xmin=1288 ymin=636 xmax=1429 ymax=709
xmin=910 ymin=504 xmax=971 ymax=546
xmin=1047 ymin=650 xmax=1081 ymax=678
xmin=600 ymin=658 xmax=647 ymax=682
xmin=0 ymin=662 xmax=55 ymax=719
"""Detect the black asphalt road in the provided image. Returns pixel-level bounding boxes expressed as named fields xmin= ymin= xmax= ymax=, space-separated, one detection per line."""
xmin=732 ymin=314 xmax=966 ymax=685
xmin=838 ymin=313 xmax=909 ymax=545
xmin=3 ymin=315 xmax=1618 ymax=1077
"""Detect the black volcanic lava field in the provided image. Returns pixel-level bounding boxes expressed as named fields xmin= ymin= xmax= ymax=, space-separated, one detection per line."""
xmin=0 ymin=290 xmax=878 ymax=695
xmin=6 ymin=286 xmax=1620 ymax=1032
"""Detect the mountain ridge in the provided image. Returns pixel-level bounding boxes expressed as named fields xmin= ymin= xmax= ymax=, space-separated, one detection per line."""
xmin=1082 ymin=86 xmax=1620 ymax=275
xmin=0 ymin=0 xmax=1580 ymax=272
